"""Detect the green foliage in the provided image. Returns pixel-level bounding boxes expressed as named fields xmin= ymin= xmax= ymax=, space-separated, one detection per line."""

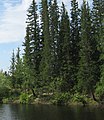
xmin=10 ymin=89 xmax=21 ymax=97
xmin=9 ymin=50 xmax=16 ymax=88
xmin=23 ymin=0 xmax=41 ymax=94
xmin=58 ymin=3 xmax=72 ymax=92
xmin=15 ymin=48 xmax=24 ymax=88
xmin=2 ymin=98 xmax=9 ymax=104
xmin=19 ymin=93 xmax=33 ymax=104
xmin=5 ymin=0 xmax=104 ymax=105
xmin=95 ymin=84 xmax=104 ymax=101
xmin=49 ymin=0 xmax=60 ymax=78
xmin=39 ymin=0 xmax=52 ymax=84
xmin=52 ymin=92 xmax=70 ymax=105
xmin=70 ymin=0 xmax=80 ymax=84
xmin=0 ymin=72 xmax=10 ymax=99
xmin=71 ymin=93 xmax=90 ymax=106
xmin=72 ymin=93 xmax=87 ymax=105
xmin=77 ymin=1 xmax=97 ymax=94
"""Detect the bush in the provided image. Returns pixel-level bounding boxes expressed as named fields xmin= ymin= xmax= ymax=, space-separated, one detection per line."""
xmin=10 ymin=89 xmax=21 ymax=97
xmin=72 ymin=93 xmax=87 ymax=105
xmin=19 ymin=93 xmax=32 ymax=104
xmin=0 ymin=72 xmax=11 ymax=100
xmin=52 ymin=92 xmax=70 ymax=105
xmin=2 ymin=98 xmax=9 ymax=104
xmin=95 ymin=85 xmax=104 ymax=101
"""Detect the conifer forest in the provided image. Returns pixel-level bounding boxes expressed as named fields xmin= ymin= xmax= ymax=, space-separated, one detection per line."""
xmin=0 ymin=0 xmax=104 ymax=105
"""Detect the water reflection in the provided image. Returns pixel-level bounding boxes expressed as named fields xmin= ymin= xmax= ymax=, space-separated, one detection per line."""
xmin=0 ymin=104 xmax=104 ymax=120
xmin=0 ymin=104 xmax=19 ymax=120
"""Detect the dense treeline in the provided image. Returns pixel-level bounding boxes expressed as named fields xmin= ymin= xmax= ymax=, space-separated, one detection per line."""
xmin=1 ymin=0 xmax=103 ymax=105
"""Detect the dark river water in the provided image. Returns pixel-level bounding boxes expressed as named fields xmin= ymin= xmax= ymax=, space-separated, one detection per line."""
xmin=0 ymin=104 xmax=104 ymax=120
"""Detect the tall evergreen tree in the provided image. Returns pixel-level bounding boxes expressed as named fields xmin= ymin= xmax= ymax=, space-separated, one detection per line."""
xmin=49 ymin=0 xmax=60 ymax=78
xmin=39 ymin=0 xmax=51 ymax=87
xmin=100 ymin=17 xmax=104 ymax=83
xmin=91 ymin=0 xmax=104 ymax=94
xmin=70 ymin=0 xmax=80 ymax=84
xmin=23 ymin=0 xmax=40 ymax=96
xmin=77 ymin=1 xmax=97 ymax=96
xmin=9 ymin=50 xmax=16 ymax=88
xmin=58 ymin=3 xmax=72 ymax=92
xmin=23 ymin=28 xmax=36 ymax=96
xmin=15 ymin=47 xmax=24 ymax=88
xmin=92 ymin=0 xmax=104 ymax=48
xmin=23 ymin=26 xmax=32 ymax=67
xmin=26 ymin=0 xmax=40 ymax=73
xmin=92 ymin=0 xmax=104 ymax=61
xmin=95 ymin=0 xmax=104 ymax=100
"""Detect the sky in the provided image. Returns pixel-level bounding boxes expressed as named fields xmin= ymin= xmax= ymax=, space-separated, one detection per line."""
xmin=0 ymin=0 xmax=92 ymax=71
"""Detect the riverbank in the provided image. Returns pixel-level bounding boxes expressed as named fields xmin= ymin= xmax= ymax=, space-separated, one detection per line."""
xmin=2 ymin=92 xmax=103 ymax=108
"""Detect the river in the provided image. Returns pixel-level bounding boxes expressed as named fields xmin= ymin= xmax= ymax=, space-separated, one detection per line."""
xmin=0 ymin=104 xmax=104 ymax=120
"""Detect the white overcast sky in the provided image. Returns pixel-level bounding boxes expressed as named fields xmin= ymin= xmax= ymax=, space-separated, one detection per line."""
xmin=0 ymin=0 xmax=33 ymax=43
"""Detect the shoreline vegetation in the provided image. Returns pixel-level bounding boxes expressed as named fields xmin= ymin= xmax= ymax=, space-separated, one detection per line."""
xmin=2 ymin=92 xmax=104 ymax=109
xmin=1 ymin=92 xmax=99 ymax=105
xmin=0 ymin=71 xmax=103 ymax=107
xmin=1 ymin=89 xmax=103 ymax=108
xmin=0 ymin=0 xmax=104 ymax=108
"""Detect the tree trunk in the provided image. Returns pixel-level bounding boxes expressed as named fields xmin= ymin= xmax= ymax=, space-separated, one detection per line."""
xmin=31 ymin=88 xmax=36 ymax=97
xmin=91 ymin=91 xmax=98 ymax=102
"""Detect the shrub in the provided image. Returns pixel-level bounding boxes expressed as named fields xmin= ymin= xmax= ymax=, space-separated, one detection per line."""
xmin=52 ymin=92 xmax=70 ymax=105
xmin=19 ymin=93 xmax=32 ymax=104
xmin=10 ymin=89 xmax=21 ymax=97
xmin=72 ymin=93 xmax=87 ymax=105
xmin=2 ymin=98 xmax=9 ymax=104
xmin=95 ymin=85 xmax=104 ymax=101
xmin=0 ymin=72 xmax=11 ymax=99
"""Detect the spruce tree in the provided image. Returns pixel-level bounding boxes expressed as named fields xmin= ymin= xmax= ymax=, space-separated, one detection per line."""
xmin=92 ymin=0 xmax=104 ymax=69
xmin=92 ymin=0 xmax=104 ymax=59
xmin=26 ymin=0 xmax=40 ymax=73
xmin=23 ymin=0 xmax=41 ymax=95
xmin=70 ymin=0 xmax=80 ymax=84
xmin=58 ymin=2 xmax=72 ymax=92
xmin=77 ymin=1 xmax=97 ymax=95
xmin=92 ymin=0 xmax=104 ymax=48
xmin=15 ymin=47 xmax=24 ymax=88
xmin=39 ymin=0 xmax=51 ymax=87
xmin=95 ymin=0 xmax=104 ymax=101
xmin=23 ymin=25 xmax=34 ymax=93
xmin=9 ymin=50 xmax=16 ymax=88
xmin=49 ymin=0 xmax=59 ymax=78
xmin=23 ymin=26 xmax=32 ymax=67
